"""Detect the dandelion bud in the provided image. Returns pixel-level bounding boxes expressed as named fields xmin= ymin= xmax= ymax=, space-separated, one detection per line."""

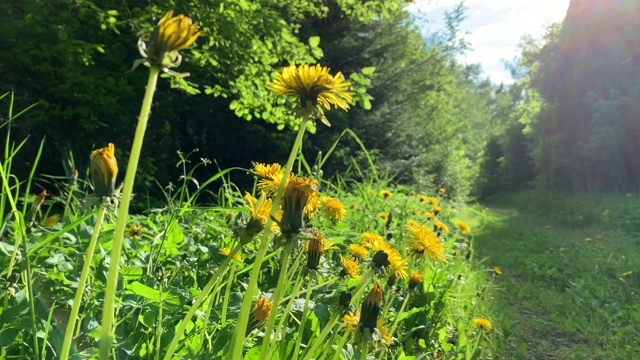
xmin=280 ymin=176 xmax=317 ymax=236
xmin=247 ymin=294 xmax=273 ymax=335
xmin=371 ymin=250 xmax=390 ymax=268
xmin=338 ymin=291 xmax=352 ymax=308
xmin=26 ymin=190 xmax=47 ymax=223
xmin=359 ymin=283 xmax=382 ymax=331
xmin=137 ymin=10 xmax=200 ymax=70
xmin=6 ymin=273 xmax=20 ymax=286
xmin=90 ymin=143 xmax=118 ymax=197
xmin=306 ymin=235 xmax=323 ymax=270
xmin=408 ymin=271 xmax=424 ymax=290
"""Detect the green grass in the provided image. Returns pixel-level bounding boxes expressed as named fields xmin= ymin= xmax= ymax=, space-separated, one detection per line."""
xmin=468 ymin=191 xmax=640 ymax=359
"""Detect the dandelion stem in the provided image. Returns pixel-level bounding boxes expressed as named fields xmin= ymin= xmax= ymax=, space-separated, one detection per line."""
xmin=330 ymin=332 xmax=351 ymax=360
xmin=220 ymin=262 xmax=237 ymax=324
xmin=155 ymin=280 xmax=163 ymax=360
xmin=389 ymin=293 xmax=411 ymax=335
xmin=60 ymin=205 xmax=106 ymax=360
xmin=228 ymin=117 xmax=310 ymax=360
xmin=99 ymin=66 xmax=160 ymax=359
xmin=260 ymin=241 xmax=294 ymax=359
xmin=21 ymin=221 xmax=39 ymax=360
xmin=291 ymin=272 xmax=314 ymax=360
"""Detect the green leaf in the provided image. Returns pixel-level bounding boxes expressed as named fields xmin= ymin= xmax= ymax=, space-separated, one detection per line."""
xmin=361 ymin=66 xmax=376 ymax=75
xmin=308 ymin=36 xmax=321 ymax=47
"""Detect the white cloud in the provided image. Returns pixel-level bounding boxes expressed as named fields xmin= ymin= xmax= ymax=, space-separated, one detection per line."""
xmin=408 ymin=0 xmax=570 ymax=83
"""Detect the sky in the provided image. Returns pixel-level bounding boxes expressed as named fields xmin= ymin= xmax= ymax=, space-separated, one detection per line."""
xmin=407 ymin=0 xmax=571 ymax=84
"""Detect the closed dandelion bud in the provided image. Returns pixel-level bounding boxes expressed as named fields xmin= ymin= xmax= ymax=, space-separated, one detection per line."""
xmin=26 ymin=190 xmax=47 ymax=223
xmin=90 ymin=143 xmax=118 ymax=197
xmin=137 ymin=10 xmax=200 ymax=70
xmin=408 ymin=271 xmax=424 ymax=290
xmin=466 ymin=249 xmax=473 ymax=261
xmin=371 ymin=250 xmax=390 ymax=268
xmin=339 ymin=291 xmax=352 ymax=308
xmin=306 ymin=234 xmax=323 ymax=270
xmin=280 ymin=176 xmax=317 ymax=236
xmin=247 ymin=294 xmax=272 ymax=335
xmin=386 ymin=211 xmax=393 ymax=229
xmin=155 ymin=266 xmax=165 ymax=282
xmin=386 ymin=232 xmax=393 ymax=241
xmin=6 ymin=273 xmax=20 ymax=286
xmin=386 ymin=273 xmax=397 ymax=287
xmin=359 ymin=283 xmax=382 ymax=331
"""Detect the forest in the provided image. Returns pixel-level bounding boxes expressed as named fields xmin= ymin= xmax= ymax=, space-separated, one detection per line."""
xmin=0 ymin=0 xmax=638 ymax=359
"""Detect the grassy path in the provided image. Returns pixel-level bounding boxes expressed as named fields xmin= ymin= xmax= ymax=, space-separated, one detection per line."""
xmin=466 ymin=192 xmax=640 ymax=359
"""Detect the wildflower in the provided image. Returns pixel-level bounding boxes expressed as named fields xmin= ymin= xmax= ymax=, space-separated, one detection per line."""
xmin=247 ymin=294 xmax=273 ymax=334
xmin=219 ymin=248 xmax=242 ymax=262
xmin=136 ymin=10 xmax=200 ymax=70
xmin=368 ymin=240 xmax=408 ymax=279
xmin=266 ymin=64 xmax=353 ymax=125
xmin=494 ymin=267 xmax=502 ymax=276
xmin=250 ymin=162 xmax=282 ymax=179
xmin=408 ymin=271 xmax=424 ymax=290
xmin=406 ymin=221 xmax=446 ymax=263
xmin=305 ymin=231 xmax=335 ymax=270
xmin=376 ymin=318 xmax=393 ymax=346
xmin=433 ymin=221 xmax=449 ymax=235
xmin=351 ymin=203 xmax=359 ymax=210
xmin=427 ymin=197 xmax=439 ymax=206
xmin=465 ymin=249 xmax=473 ymax=260
xmin=340 ymin=256 xmax=361 ymax=279
xmin=409 ymin=190 xmax=416 ymax=195
xmin=43 ymin=215 xmax=59 ymax=228
xmin=342 ymin=310 xmax=360 ymax=333
xmin=280 ymin=176 xmax=318 ymax=236
xmin=242 ymin=192 xmax=278 ymax=240
xmin=348 ymin=244 xmax=369 ymax=259
xmin=359 ymin=283 xmax=382 ymax=331
xmin=361 ymin=232 xmax=384 ymax=249
xmin=456 ymin=221 xmax=471 ymax=234
xmin=424 ymin=212 xmax=435 ymax=220
xmin=418 ymin=195 xmax=428 ymax=203
xmin=377 ymin=212 xmax=388 ymax=222
xmin=432 ymin=205 xmax=442 ymax=216
xmin=90 ymin=143 xmax=118 ymax=197
xmin=438 ymin=187 xmax=446 ymax=194
xmin=472 ymin=318 xmax=492 ymax=332
xmin=320 ymin=196 xmax=346 ymax=221
xmin=126 ymin=224 xmax=143 ymax=239
xmin=622 ymin=271 xmax=632 ymax=277
xmin=380 ymin=190 xmax=393 ymax=199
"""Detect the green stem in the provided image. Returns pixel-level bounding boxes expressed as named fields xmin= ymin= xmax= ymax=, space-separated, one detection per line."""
xmin=266 ymin=269 xmax=304 ymax=359
xmin=60 ymin=206 xmax=107 ymax=360
xmin=389 ymin=293 xmax=411 ymax=335
xmin=330 ymin=332 xmax=351 ymax=360
xmin=260 ymin=241 xmax=294 ymax=360
xmin=99 ymin=66 xmax=160 ymax=359
xmin=21 ymin=222 xmax=39 ymax=360
xmin=162 ymin=243 xmax=243 ymax=360
xmin=155 ymin=281 xmax=163 ymax=360
xmin=291 ymin=272 xmax=313 ymax=360
xmin=228 ymin=117 xmax=309 ymax=360
xmin=220 ymin=262 xmax=237 ymax=325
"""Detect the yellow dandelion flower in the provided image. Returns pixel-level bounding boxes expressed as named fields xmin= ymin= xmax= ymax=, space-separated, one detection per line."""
xmin=137 ymin=10 xmax=200 ymax=69
xmin=267 ymin=64 xmax=353 ymax=125
xmin=433 ymin=221 xmax=449 ymax=234
xmin=219 ymin=247 xmax=242 ymax=262
xmin=418 ymin=195 xmax=428 ymax=203
xmin=472 ymin=318 xmax=492 ymax=331
xmin=361 ymin=232 xmax=385 ymax=249
xmin=43 ymin=214 xmax=59 ymax=228
xmin=368 ymin=240 xmax=408 ymax=279
xmin=348 ymin=244 xmax=369 ymax=259
xmin=377 ymin=318 xmax=393 ymax=346
xmin=125 ymin=224 xmax=143 ymax=239
xmin=351 ymin=203 xmax=359 ymax=209
xmin=320 ymin=196 xmax=347 ymax=221
xmin=494 ymin=267 xmax=502 ymax=275
xmin=340 ymin=256 xmax=361 ymax=279
xmin=432 ymin=205 xmax=442 ymax=215
xmin=438 ymin=187 xmax=446 ymax=194
xmin=378 ymin=212 xmax=388 ymax=222
xmin=250 ymin=162 xmax=282 ymax=179
xmin=304 ymin=190 xmax=320 ymax=219
xmin=456 ymin=221 xmax=471 ymax=234
xmin=427 ymin=197 xmax=439 ymax=206
xmin=409 ymin=190 xmax=416 ymax=195
xmin=380 ymin=190 xmax=393 ymax=199
xmin=90 ymin=143 xmax=118 ymax=197
xmin=342 ymin=310 xmax=360 ymax=333
xmin=243 ymin=192 xmax=278 ymax=239
xmin=406 ymin=221 xmax=446 ymax=263
xmin=424 ymin=211 xmax=435 ymax=220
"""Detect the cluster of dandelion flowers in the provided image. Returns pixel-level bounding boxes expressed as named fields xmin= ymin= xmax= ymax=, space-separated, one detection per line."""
xmin=267 ymin=64 xmax=353 ymax=125
xmin=472 ymin=318 xmax=492 ymax=332
xmin=247 ymin=294 xmax=273 ymax=334
xmin=90 ymin=143 xmax=118 ymax=197
xmin=406 ymin=220 xmax=446 ymax=263
xmin=137 ymin=10 xmax=200 ymax=70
